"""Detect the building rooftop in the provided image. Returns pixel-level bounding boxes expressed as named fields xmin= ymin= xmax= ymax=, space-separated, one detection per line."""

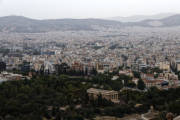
xmin=87 ymin=88 xmax=118 ymax=95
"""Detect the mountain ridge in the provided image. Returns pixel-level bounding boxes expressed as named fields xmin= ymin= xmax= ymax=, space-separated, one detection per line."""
xmin=125 ymin=14 xmax=180 ymax=27
xmin=0 ymin=15 xmax=123 ymax=33
xmin=1 ymin=14 xmax=180 ymax=33
xmin=107 ymin=13 xmax=176 ymax=22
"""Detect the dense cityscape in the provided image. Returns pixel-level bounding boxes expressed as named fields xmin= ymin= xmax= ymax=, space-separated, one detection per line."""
xmin=0 ymin=21 xmax=180 ymax=119
xmin=1 ymin=0 xmax=180 ymax=119
xmin=1 ymin=27 xmax=180 ymax=89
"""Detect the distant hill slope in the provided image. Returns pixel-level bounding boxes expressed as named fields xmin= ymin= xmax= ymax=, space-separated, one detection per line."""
xmin=125 ymin=14 xmax=180 ymax=27
xmin=1 ymin=14 xmax=180 ymax=33
xmin=0 ymin=16 xmax=122 ymax=33
xmin=108 ymin=13 xmax=175 ymax=22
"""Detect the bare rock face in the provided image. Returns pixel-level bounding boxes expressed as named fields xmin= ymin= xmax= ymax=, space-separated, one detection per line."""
xmin=148 ymin=21 xmax=163 ymax=27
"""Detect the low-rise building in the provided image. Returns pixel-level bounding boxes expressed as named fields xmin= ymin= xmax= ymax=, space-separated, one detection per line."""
xmin=0 ymin=72 xmax=30 ymax=83
xmin=87 ymin=88 xmax=119 ymax=103
xmin=143 ymin=79 xmax=163 ymax=88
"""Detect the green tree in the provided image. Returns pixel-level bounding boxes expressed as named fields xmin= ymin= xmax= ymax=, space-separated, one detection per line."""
xmin=137 ymin=79 xmax=145 ymax=90
xmin=133 ymin=71 xmax=141 ymax=78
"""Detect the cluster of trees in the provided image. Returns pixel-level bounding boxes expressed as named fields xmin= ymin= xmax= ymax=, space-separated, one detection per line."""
xmin=137 ymin=79 xmax=146 ymax=90
xmin=0 ymin=48 xmax=10 ymax=56
xmin=92 ymin=46 xmax=104 ymax=50
xmin=0 ymin=73 xmax=136 ymax=119
xmin=0 ymin=61 xmax=6 ymax=72
xmin=120 ymin=87 xmax=180 ymax=117
xmin=0 ymin=75 xmax=91 ymax=119
xmin=88 ymin=74 xmax=136 ymax=91
xmin=54 ymin=63 xmax=97 ymax=76
xmin=0 ymin=72 xmax=179 ymax=119
xmin=141 ymin=67 xmax=163 ymax=74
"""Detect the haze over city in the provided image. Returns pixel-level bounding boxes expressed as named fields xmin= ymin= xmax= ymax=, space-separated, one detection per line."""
xmin=0 ymin=0 xmax=180 ymax=19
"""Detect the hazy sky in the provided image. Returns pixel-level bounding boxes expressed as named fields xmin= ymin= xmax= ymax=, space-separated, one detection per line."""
xmin=0 ymin=0 xmax=180 ymax=19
